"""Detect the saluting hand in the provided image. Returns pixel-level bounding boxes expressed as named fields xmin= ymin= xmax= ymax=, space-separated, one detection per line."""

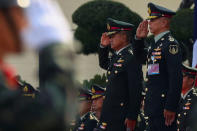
xmin=136 ymin=20 xmax=149 ymax=39
xmin=124 ymin=118 xmax=136 ymax=131
xmin=164 ymin=109 xmax=176 ymax=126
xmin=100 ymin=33 xmax=110 ymax=47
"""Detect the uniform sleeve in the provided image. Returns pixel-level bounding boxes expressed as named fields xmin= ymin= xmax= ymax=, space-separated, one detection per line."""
xmin=126 ymin=57 xmax=143 ymax=120
xmin=98 ymin=45 xmax=110 ymax=70
xmin=164 ymin=42 xmax=183 ymax=112
xmin=132 ymin=39 xmax=148 ymax=64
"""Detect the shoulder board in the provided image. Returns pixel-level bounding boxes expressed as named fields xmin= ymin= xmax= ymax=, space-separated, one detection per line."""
xmin=89 ymin=112 xmax=99 ymax=122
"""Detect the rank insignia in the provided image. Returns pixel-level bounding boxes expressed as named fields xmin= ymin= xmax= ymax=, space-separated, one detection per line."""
xmin=154 ymin=48 xmax=161 ymax=51
xmin=169 ymin=45 xmax=178 ymax=54
xmin=107 ymin=23 xmax=110 ymax=30
xmin=185 ymin=103 xmax=191 ymax=106
xmin=100 ymin=122 xmax=107 ymax=130
xmin=152 ymin=52 xmax=161 ymax=55
xmin=155 ymin=56 xmax=162 ymax=59
xmin=114 ymin=63 xmax=122 ymax=67
xmin=128 ymin=49 xmax=133 ymax=55
xmin=183 ymin=106 xmax=190 ymax=110
xmin=169 ymin=36 xmax=174 ymax=41
xmin=78 ymin=123 xmax=85 ymax=130
xmin=117 ymin=59 xmax=124 ymax=63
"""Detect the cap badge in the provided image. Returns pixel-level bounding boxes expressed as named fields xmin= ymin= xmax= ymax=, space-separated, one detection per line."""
xmin=107 ymin=23 xmax=110 ymax=30
xmin=92 ymin=88 xmax=96 ymax=93
xmin=148 ymin=7 xmax=151 ymax=15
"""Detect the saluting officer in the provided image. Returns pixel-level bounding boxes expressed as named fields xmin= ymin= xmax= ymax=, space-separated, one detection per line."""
xmin=98 ymin=18 xmax=143 ymax=131
xmin=177 ymin=64 xmax=197 ymax=131
xmin=135 ymin=2 xmax=183 ymax=131
xmin=75 ymin=84 xmax=105 ymax=131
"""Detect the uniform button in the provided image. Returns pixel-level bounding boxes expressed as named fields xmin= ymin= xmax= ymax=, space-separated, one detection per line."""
xmin=177 ymin=128 xmax=180 ymax=131
xmin=177 ymin=120 xmax=180 ymax=124
xmin=178 ymin=114 xmax=181 ymax=117
xmin=145 ymin=122 xmax=149 ymax=125
xmin=184 ymin=112 xmax=187 ymax=115
xmin=115 ymin=70 xmax=118 ymax=74
xmin=107 ymin=71 xmax=111 ymax=75
xmin=120 ymin=102 xmax=124 ymax=106
xmin=106 ymin=79 xmax=108 ymax=82
xmin=145 ymin=88 xmax=148 ymax=92
xmin=161 ymin=94 xmax=165 ymax=98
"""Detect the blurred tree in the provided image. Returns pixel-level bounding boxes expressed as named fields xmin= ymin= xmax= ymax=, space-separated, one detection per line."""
xmin=82 ymin=73 xmax=107 ymax=90
xmin=72 ymin=0 xmax=143 ymax=55
xmin=170 ymin=9 xmax=193 ymax=64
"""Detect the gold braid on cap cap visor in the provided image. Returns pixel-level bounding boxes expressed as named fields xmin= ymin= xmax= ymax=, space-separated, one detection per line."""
xmin=92 ymin=94 xmax=102 ymax=99
xmin=147 ymin=15 xmax=158 ymax=20
xmin=106 ymin=31 xmax=117 ymax=36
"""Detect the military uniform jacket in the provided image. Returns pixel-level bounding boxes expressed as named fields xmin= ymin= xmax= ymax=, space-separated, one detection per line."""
xmin=98 ymin=45 xmax=143 ymax=130
xmin=177 ymin=88 xmax=197 ymax=131
xmin=133 ymin=32 xmax=183 ymax=117
xmin=74 ymin=112 xmax=98 ymax=131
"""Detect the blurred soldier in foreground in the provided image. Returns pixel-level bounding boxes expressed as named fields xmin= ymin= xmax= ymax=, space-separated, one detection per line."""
xmin=0 ymin=0 xmax=77 ymax=130
xmin=177 ymin=64 xmax=197 ymax=131
xmin=135 ymin=2 xmax=182 ymax=131
xmin=75 ymin=84 xmax=105 ymax=131
xmin=98 ymin=18 xmax=143 ymax=131
xmin=0 ymin=0 xmax=29 ymax=130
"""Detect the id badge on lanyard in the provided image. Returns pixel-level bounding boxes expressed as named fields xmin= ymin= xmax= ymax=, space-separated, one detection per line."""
xmin=148 ymin=64 xmax=160 ymax=75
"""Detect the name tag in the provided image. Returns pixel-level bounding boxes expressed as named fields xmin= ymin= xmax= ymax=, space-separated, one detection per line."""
xmin=148 ymin=64 xmax=160 ymax=75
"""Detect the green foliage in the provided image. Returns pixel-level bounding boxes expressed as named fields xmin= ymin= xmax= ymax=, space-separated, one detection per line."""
xmin=170 ymin=9 xmax=193 ymax=63
xmin=82 ymin=73 xmax=107 ymax=90
xmin=72 ymin=0 xmax=143 ymax=55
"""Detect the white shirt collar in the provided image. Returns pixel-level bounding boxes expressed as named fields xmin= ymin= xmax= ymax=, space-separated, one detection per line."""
xmin=181 ymin=88 xmax=193 ymax=99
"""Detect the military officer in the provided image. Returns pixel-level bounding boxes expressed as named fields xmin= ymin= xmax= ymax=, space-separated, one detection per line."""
xmin=177 ymin=64 xmax=197 ymax=131
xmin=75 ymin=84 xmax=105 ymax=131
xmin=69 ymin=87 xmax=93 ymax=131
xmin=135 ymin=2 xmax=183 ymax=131
xmin=78 ymin=88 xmax=93 ymax=117
xmin=98 ymin=18 xmax=143 ymax=131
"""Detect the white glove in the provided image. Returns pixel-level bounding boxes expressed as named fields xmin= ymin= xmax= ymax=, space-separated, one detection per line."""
xmin=192 ymin=40 xmax=197 ymax=67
